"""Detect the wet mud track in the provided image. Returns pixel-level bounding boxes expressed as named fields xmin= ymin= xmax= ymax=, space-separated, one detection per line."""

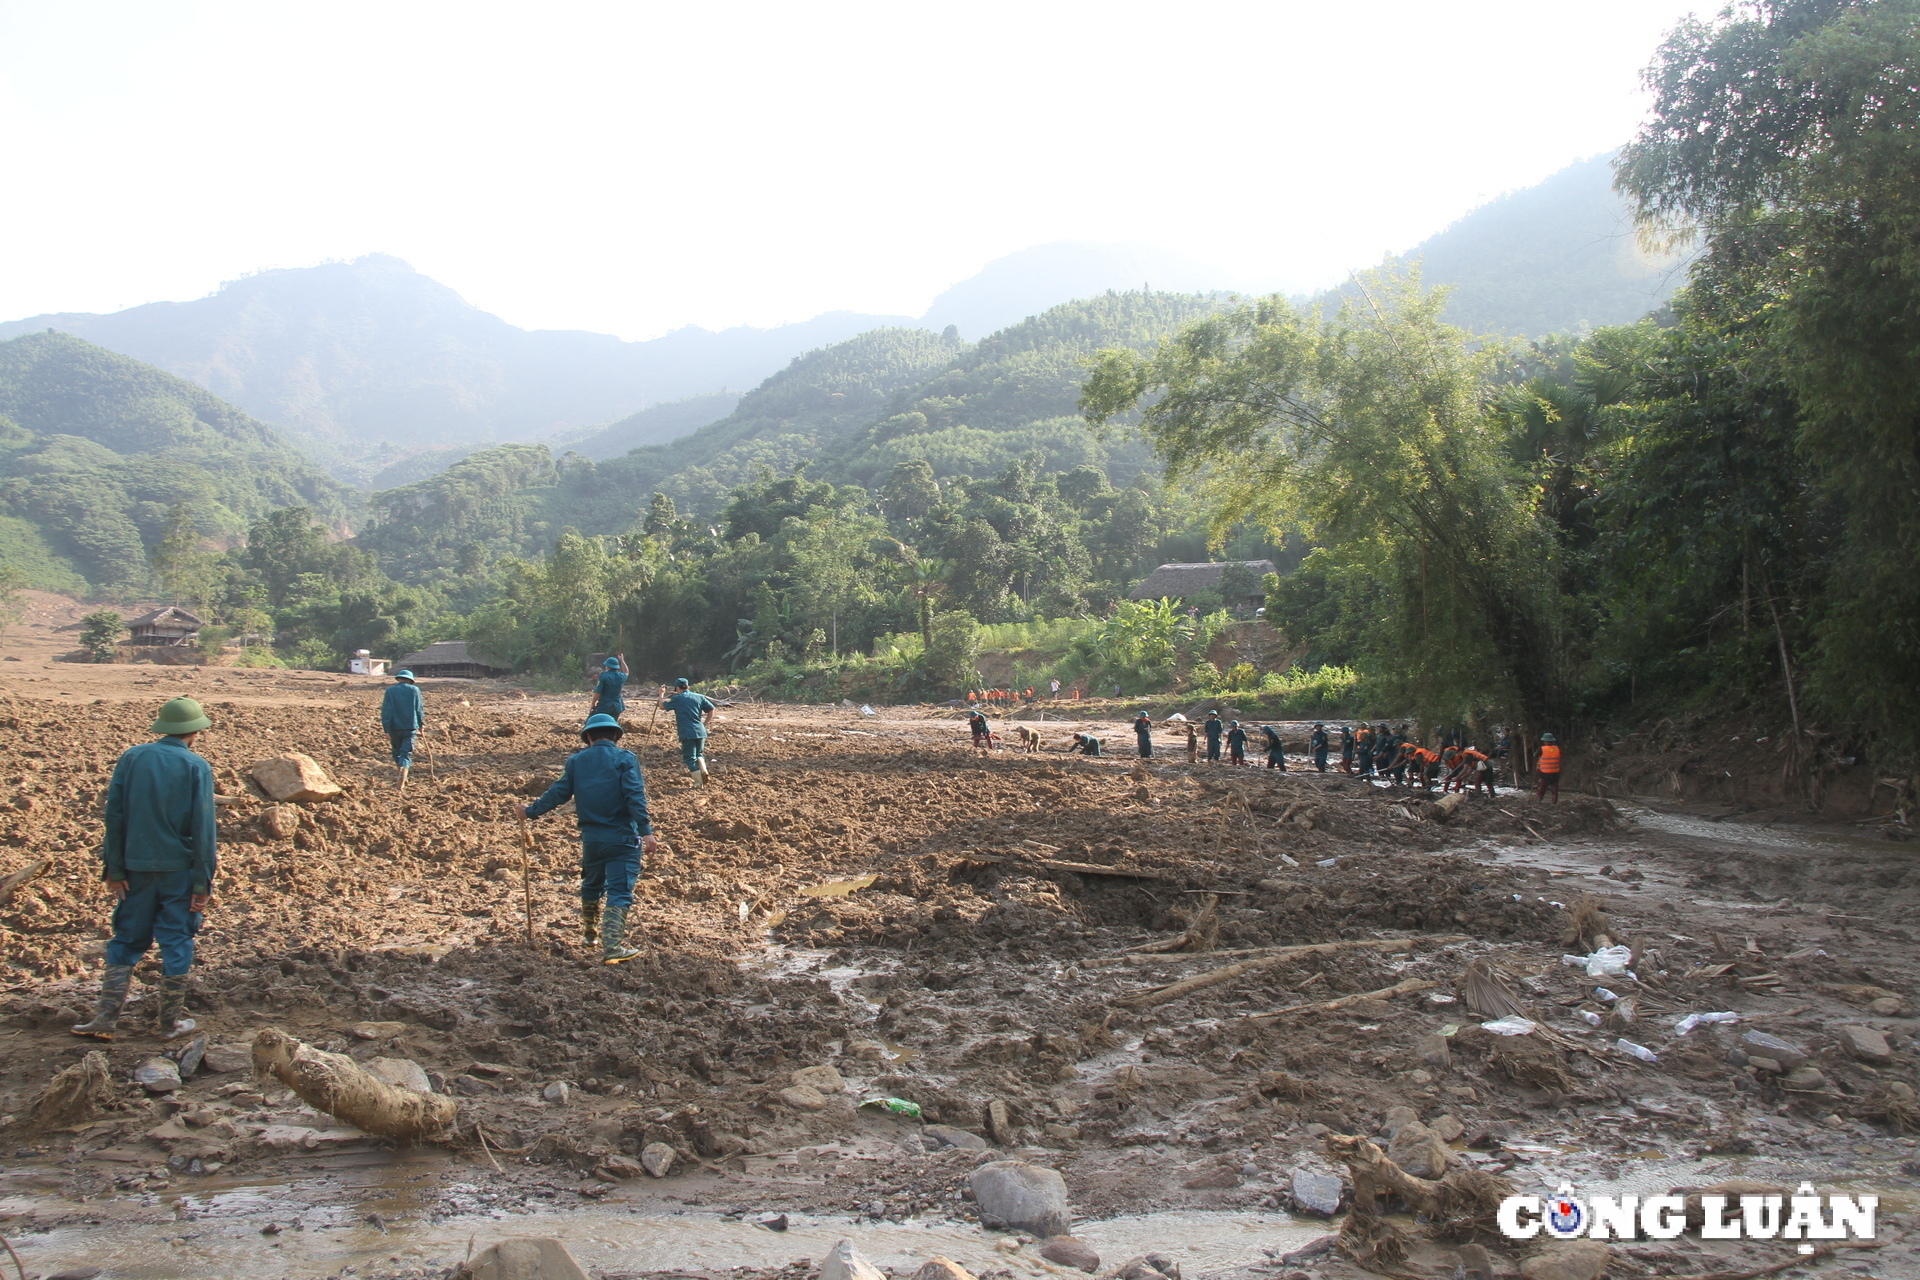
xmin=1 ymin=664 xmax=1918 ymax=1277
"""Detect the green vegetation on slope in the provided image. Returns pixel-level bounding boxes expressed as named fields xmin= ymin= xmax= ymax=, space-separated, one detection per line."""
xmin=0 ymin=332 xmax=357 ymax=593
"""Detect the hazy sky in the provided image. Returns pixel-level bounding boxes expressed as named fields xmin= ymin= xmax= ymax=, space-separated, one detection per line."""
xmin=0 ymin=0 xmax=1705 ymax=340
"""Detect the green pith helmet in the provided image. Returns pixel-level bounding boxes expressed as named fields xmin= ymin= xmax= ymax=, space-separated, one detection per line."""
xmin=1540 ymin=733 xmax=1558 ymax=744
xmin=581 ymin=713 xmax=624 ymax=742
xmin=151 ymin=697 xmax=212 ymax=736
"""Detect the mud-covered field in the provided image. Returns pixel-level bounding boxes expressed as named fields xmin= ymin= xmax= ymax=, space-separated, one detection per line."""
xmin=1 ymin=633 xmax=1918 ymax=1280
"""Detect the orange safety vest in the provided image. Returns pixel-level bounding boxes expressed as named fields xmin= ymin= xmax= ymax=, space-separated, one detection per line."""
xmin=1538 ymin=743 xmax=1562 ymax=773
xmin=967 ymin=691 xmax=976 ymax=702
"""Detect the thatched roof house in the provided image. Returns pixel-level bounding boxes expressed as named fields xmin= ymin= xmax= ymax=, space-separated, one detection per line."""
xmin=1129 ymin=560 xmax=1276 ymax=604
xmin=125 ymin=606 xmax=205 ymax=646
xmin=394 ymin=640 xmax=511 ymax=679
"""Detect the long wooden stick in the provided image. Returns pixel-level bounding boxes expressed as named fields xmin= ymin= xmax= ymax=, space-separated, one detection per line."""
xmin=515 ymin=812 xmax=535 ymax=947
xmin=1113 ymin=935 xmax=1467 ymax=1009
xmin=1247 ymin=976 xmax=1435 ymax=1021
xmin=0 ymin=858 xmax=49 ymax=908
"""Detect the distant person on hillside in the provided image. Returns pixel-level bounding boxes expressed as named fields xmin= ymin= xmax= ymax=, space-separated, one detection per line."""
xmin=1535 ymin=733 xmax=1563 ymax=802
xmin=1049 ymin=678 xmax=1061 ymax=699
xmin=658 ymin=677 xmax=717 ymax=785
xmin=515 ymin=714 xmax=656 ymax=965
xmin=1261 ymin=724 xmax=1286 ymax=770
xmin=1204 ymin=710 xmax=1224 ymax=763
xmin=1226 ymin=720 xmax=1248 ymax=765
xmin=590 ymin=655 xmax=627 ymax=721
xmin=72 ymin=697 xmax=217 ymax=1042
xmin=1133 ymin=712 xmax=1153 ymax=759
xmin=380 ymin=669 xmax=425 ymax=788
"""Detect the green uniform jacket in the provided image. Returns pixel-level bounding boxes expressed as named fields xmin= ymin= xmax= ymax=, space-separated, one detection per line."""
xmin=662 ymin=690 xmax=715 ymax=740
xmin=380 ymin=682 xmax=425 ymax=734
xmin=102 ymin=736 xmax=217 ymax=893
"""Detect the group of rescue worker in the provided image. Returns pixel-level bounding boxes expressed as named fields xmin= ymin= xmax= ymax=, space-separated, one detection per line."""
xmin=961 ymin=707 xmax=1566 ymax=801
xmin=68 ymin=664 xmax=729 ymax=1043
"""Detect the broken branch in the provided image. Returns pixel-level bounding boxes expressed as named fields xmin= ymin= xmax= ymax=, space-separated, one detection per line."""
xmin=1113 ymin=935 xmax=1466 ymax=1009
xmin=1247 ymin=976 xmax=1435 ymax=1021
xmin=0 ymin=859 xmax=48 ymax=908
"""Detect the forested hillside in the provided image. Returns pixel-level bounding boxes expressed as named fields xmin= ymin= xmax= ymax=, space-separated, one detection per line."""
xmin=1394 ymin=152 xmax=1687 ymax=336
xmin=0 ymin=333 xmax=354 ymax=593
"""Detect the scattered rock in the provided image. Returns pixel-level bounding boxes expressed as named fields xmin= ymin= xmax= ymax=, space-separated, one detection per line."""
xmin=250 ymin=753 xmax=342 ymax=803
xmin=259 ymin=805 xmax=301 ymax=839
xmin=757 ymin=1212 xmax=789 ymax=1231
xmin=820 ymin=1238 xmax=887 ymax=1280
xmin=1380 ymin=1104 xmax=1419 ymax=1137
xmin=1784 ymin=1066 xmax=1829 ymax=1091
xmin=350 ymin=1021 xmax=408 ymax=1040
xmin=455 ymin=1237 xmax=589 ymax=1280
xmin=1116 ymin=1254 xmax=1180 ymax=1280
xmin=641 ymin=1140 xmax=676 ymax=1177
xmin=453 ymin=1074 xmax=496 ymax=1095
xmin=1386 ymin=1120 xmax=1452 ymax=1178
xmin=200 ymin=1043 xmax=252 ymax=1074
xmin=986 ymin=1098 xmax=1013 ymax=1144
xmin=468 ymin=1061 xmax=514 ymax=1077
xmin=790 ymin=1064 xmax=845 ymax=1093
xmin=1741 ymin=1030 xmax=1809 ymax=1070
xmin=1835 ymin=1024 xmax=1893 ymax=1063
xmin=364 ymin=1058 xmax=433 ymax=1093
xmin=969 ymin=1159 xmax=1071 ymax=1236
xmin=1518 ymin=1241 xmax=1610 ymax=1280
xmin=134 ymin=1057 xmax=183 ymax=1093
xmin=47 ymin=1269 xmax=103 ymax=1280
xmin=1748 ymin=1055 xmax=1784 ymax=1075
xmin=911 ymin=1260 xmax=975 ymax=1280
xmin=1418 ymin=1033 xmax=1452 ymax=1069
xmin=777 ymin=1084 xmax=829 ymax=1111
xmin=1453 ymin=1243 xmax=1495 ymax=1280
xmin=1466 ymin=1123 xmax=1511 ymax=1149
xmin=1039 ymin=1237 xmax=1100 ymax=1272
xmin=1291 ymin=1168 xmax=1343 ymax=1216
xmin=595 ymin=1155 xmax=643 ymax=1180
xmin=173 ymin=1032 xmax=207 ymax=1078
xmin=1430 ymin=1113 xmax=1465 ymax=1142
xmin=543 ymin=1081 xmax=570 ymax=1104
xmin=920 ymin=1124 xmax=989 ymax=1150
xmin=1868 ymin=997 xmax=1905 ymax=1016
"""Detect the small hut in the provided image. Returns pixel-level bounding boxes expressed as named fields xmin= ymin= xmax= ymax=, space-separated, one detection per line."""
xmin=393 ymin=640 xmax=510 ymax=679
xmin=1128 ymin=561 xmax=1276 ymax=608
xmin=125 ymin=606 xmax=205 ymax=646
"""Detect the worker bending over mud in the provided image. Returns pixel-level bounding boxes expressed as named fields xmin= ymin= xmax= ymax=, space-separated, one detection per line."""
xmin=514 ymin=714 xmax=658 ymax=964
xmin=380 ymin=668 xmax=424 ymax=788
xmin=968 ymin=709 xmax=993 ymax=752
xmin=73 ymin=697 xmax=217 ymax=1041
xmin=658 ymin=677 xmax=716 ymax=785
xmin=1070 ymin=732 xmax=1103 ymax=756
xmin=590 ymin=655 xmax=627 ymax=721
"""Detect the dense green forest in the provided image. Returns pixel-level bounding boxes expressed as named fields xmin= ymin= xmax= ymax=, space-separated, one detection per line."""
xmin=0 ymin=333 xmax=356 ymax=593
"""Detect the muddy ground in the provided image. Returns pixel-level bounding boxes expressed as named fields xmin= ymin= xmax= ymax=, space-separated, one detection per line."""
xmin=0 ymin=626 xmax=1917 ymax=1280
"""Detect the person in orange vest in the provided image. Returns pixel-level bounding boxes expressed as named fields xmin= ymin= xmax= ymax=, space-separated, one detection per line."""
xmin=1535 ymin=733 xmax=1562 ymax=801
xmin=1460 ymin=744 xmax=1494 ymax=796
xmin=1406 ymin=744 xmax=1442 ymax=791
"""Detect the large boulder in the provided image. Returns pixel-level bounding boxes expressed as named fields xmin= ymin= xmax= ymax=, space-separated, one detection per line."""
xmin=970 ymin=1159 xmax=1071 ymax=1236
xmin=251 ymin=753 xmax=342 ymax=803
xmin=1387 ymin=1121 xmax=1453 ymax=1179
xmin=1834 ymin=1024 xmax=1892 ymax=1063
xmin=456 ymin=1238 xmax=588 ymax=1280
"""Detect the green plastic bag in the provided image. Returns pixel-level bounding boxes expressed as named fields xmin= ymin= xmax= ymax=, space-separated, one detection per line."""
xmin=858 ymin=1096 xmax=921 ymax=1118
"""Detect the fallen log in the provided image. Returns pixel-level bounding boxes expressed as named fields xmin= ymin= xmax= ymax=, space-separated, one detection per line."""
xmin=1246 ymin=976 xmax=1435 ymax=1021
xmin=1113 ymin=935 xmax=1467 ymax=1009
xmin=252 ymin=1028 xmax=456 ymax=1142
xmin=0 ymin=858 xmax=48 ymax=908
xmin=956 ymin=852 xmax=1166 ymax=880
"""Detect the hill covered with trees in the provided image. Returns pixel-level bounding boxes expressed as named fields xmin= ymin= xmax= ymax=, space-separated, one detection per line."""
xmin=0 ymin=332 xmax=355 ymax=593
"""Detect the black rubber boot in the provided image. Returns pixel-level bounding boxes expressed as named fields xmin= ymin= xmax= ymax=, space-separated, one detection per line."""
xmin=71 ymin=964 xmax=135 ymax=1041
xmin=581 ymin=899 xmax=600 ymax=946
xmin=601 ymin=904 xmax=640 ymax=965
xmin=156 ymin=974 xmax=197 ymax=1040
